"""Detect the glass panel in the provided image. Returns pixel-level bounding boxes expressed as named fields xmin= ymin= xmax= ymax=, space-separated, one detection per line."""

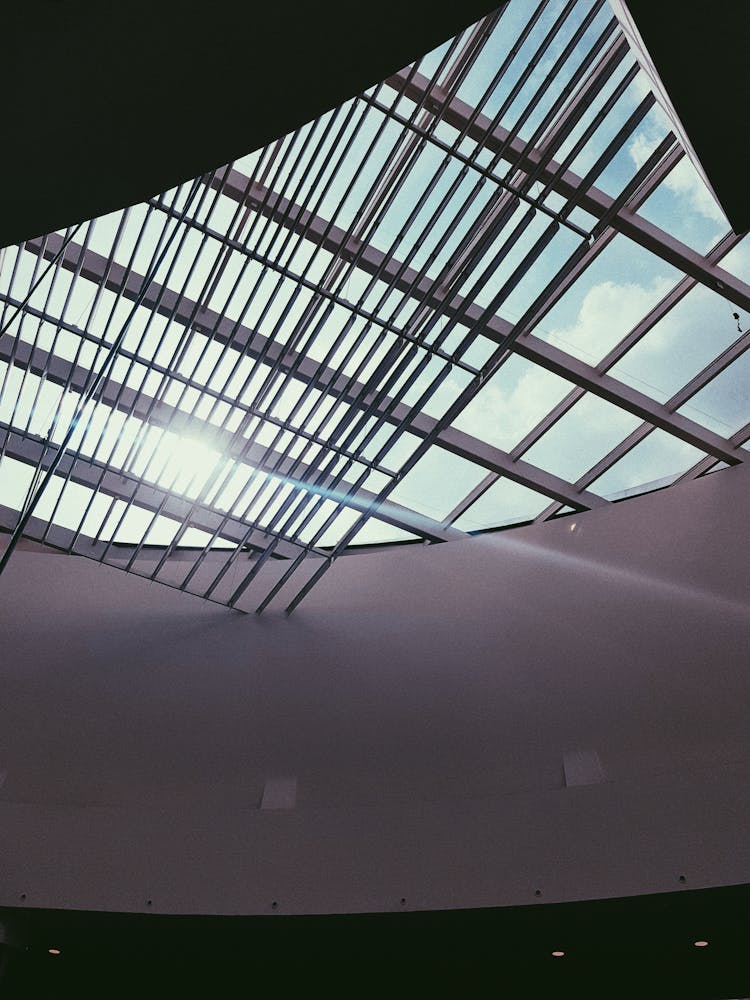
xmin=610 ymin=283 xmax=743 ymax=401
xmin=453 ymin=476 xmax=549 ymax=530
xmin=718 ymin=235 xmax=750 ymax=284
xmin=552 ymin=55 xmax=639 ymax=180
xmin=0 ymin=455 xmax=34 ymax=512
xmin=349 ymin=517 xmax=420 ymax=546
xmin=390 ymin=446 xmax=487 ymax=521
xmin=501 ymin=226 xmax=584 ymax=324
xmin=452 ymin=355 xmax=574 ymax=453
xmin=677 ymin=349 xmax=750 ymax=437
xmin=585 ymin=99 xmax=670 ymax=201
xmin=590 ymin=429 xmax=705 ymax=497
xmin=3 ymin=0 xmax=748 ymax=601
xmin=628 ymin=78 xmax=729 ymax=253
xmin=522 ymin=392 xmax=641 ymax=482
xmin=635 ymin=157 xmax=729 ymax=254
xmin=534 ymin=235 xmax=682 ymax=365
xmin=316 ymin=507 xmax=362 ymax=548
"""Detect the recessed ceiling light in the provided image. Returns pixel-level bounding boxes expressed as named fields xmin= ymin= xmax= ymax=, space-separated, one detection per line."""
xmin=693 ymin=940 xmax=709 ymax=948
xmin=48 ymin=948 xmax=61 ymax=955
xmin=551 ymin=950 xmax=565 ymax=957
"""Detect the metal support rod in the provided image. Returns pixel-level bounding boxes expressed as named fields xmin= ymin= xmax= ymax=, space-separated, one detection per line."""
xmin=0 ymin=176 xmax=205 ymax=579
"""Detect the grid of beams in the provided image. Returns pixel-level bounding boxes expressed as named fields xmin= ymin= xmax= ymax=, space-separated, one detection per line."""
xmin=0 ymin=0 xmax=746 ymax=612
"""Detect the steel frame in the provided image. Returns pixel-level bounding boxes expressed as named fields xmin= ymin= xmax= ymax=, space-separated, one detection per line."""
xmin=0 ymin=2 xmax=746 ymax=611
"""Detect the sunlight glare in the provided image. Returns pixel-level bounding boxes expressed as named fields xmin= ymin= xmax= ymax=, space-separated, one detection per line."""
xmin=151 ymin=432 xmax=223 ymax=499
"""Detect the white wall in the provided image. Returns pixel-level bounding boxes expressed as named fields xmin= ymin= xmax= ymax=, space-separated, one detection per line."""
xmin=1 ymin=464 xmax=749 ymax=914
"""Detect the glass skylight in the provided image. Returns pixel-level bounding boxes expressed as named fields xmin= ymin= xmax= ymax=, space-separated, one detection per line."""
xmin=0 ymin=0 xmax=747 ymax=613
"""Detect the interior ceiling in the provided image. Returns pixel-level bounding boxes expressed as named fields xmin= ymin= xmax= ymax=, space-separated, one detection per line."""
xmin=0 ymin=0 xmax=498 ymax=247
xmin=1 ymin=0 xmax=749 ymax=614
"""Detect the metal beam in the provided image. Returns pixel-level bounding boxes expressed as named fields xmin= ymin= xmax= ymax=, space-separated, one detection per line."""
xmin=0 ymin=423 xmax=306 ymax=559
xmin=583 ymin=326 xmax=750 ymax=483
xmin=386 ymin=68 xmax=750 ymax=314
xmin=13 ymin=243 xmax=602 ymax=511
xmin=597 ymin=228 xmax=744 ymax=368
xmin=510 ymin=333 xmax=742 ymax=465
xmin=442 ymin=228 xmax=746 ymax=525
xmin=678 ymin=424 xmax=750 ymax=483
xmin=534 ymin=322 xmax=750 ymax=521
xmin=25 ymin=213 xmax=738 ymax=486
xmin=200 ymin=161 xmax=741 ymax=465
xmin=25 ymin=175 xmax=741 ymax=531
xmin=0 ymin=503 xmax=245 ymax=564
xmin=419 ymin=422 xmax=606 ymax=511
xmin=4 ymin=11 xmax=744 ymax=611
xmin=0 ymin=336 xmax=460 ymax=545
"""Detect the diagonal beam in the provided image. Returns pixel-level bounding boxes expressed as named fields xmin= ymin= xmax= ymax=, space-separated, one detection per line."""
xmin=0 ymin=423 xmax=304 ymax=559
xmin=29 ymin=185 xmax=740 ymax=518
xmin=0 ymin=335 xmax=461 ymax=545
xmin=597 ymin=229 xmax=745 ymax=368
xmin=218 ymin=144 xmax=718 ymax=446
xmin=418 ymin=422 xmax=607 ymax=511
xmin=386 ymin=68 xmax=750 ymax=314
xmin=509 ymin=333 xmax=742 ymax=465
xmin=201 ymin=163 xmax=741 ymax=465
xmin=678 ymin=424 xmax=750 ymax=484
xmin=10 ymin=76 xmax=744 ymax=507
xmin=442 ymin=228 xmax=747 ymax=525
xmin=14 ymin=241 xmax=603 ymax=511
xmin=533 ymin=323 xmax=750 ymax=521
xmin=25 ymin=213 xmax=738 ymax=479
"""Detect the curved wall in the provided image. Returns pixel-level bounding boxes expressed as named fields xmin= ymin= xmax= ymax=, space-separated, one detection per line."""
xmin=0 ymin=465 xmax=749 ymax=914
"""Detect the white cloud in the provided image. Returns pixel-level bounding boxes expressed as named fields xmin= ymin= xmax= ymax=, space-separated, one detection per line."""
xmin=630 ymin=69 xmax=726 ymax=225
xmin=454 ymin=359 xmax=572 ymax=453
xmin=542 ymin=275 xmax=675 ymax=363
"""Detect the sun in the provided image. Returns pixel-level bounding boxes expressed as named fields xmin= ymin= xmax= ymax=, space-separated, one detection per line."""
xmin=149 ymin=431 xmax=224 ymax=500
